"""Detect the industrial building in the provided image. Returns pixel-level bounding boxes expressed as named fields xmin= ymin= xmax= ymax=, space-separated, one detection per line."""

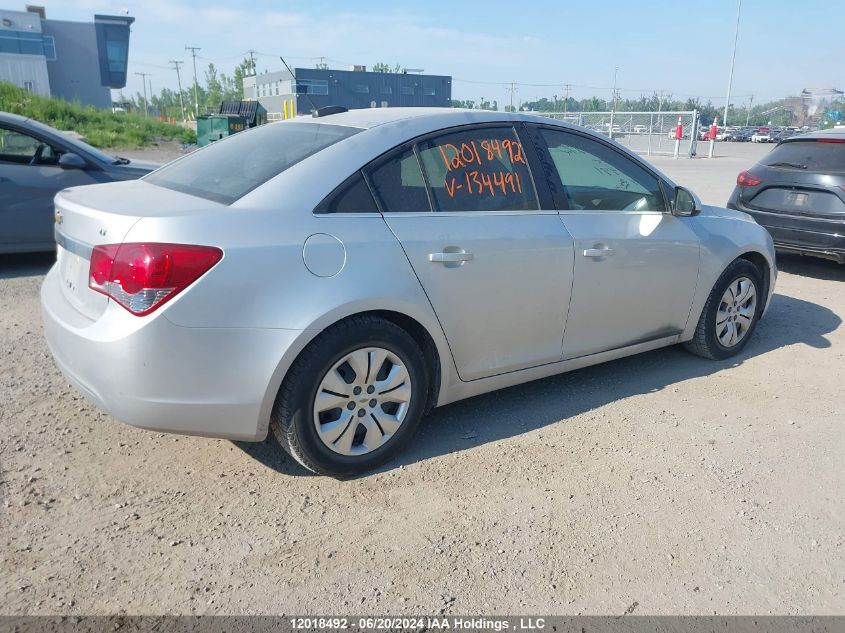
xmin=0 ymin=5 xmax=134 ymax=108
xmin=243 ymin=66 xmax=451 ymax=116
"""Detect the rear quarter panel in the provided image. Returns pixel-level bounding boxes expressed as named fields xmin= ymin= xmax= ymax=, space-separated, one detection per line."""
xmin=121 ymin=203 xmax=457 ymax=439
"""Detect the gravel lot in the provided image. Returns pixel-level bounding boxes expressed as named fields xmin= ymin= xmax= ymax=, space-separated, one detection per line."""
xmin=1 ymin=142 xmax=843 ymax=616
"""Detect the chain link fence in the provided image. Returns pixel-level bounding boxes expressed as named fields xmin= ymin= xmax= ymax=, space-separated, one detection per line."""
xmin=534 ymin=110 xmax=700 ymax=157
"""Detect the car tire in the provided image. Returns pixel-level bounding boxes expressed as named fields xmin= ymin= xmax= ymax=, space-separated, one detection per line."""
xmin=684 ymin=259 xmax=764 ymax=360
xmin=270 ymin=315 xmax=430 ymax=478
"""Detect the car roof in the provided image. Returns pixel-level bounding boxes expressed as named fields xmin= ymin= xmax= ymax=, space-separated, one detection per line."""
xmin=0 ymin=111 xmax=32 ymax=125
xmin=786 ymin=127 xmax=845 ymax=141
xmin=306 ymin=107 xmax=550 ymax=130
xmin=284 ymin=106 xmax=672 ymax=180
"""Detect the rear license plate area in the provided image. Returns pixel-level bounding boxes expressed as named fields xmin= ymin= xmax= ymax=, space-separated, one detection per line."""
xmin=785 ymin=192 xmax=809 ymax=207
xmin=57 ymin=245 xmax=91 ymax=309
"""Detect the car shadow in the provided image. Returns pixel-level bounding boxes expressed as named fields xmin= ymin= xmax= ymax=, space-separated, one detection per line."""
xmin=0 ymin=252 xmax=55 ymax=280
xmin=776 ymin=252 xmax=845 ymax=282
xmin=237 ymin=292 xmax=840 ymax=478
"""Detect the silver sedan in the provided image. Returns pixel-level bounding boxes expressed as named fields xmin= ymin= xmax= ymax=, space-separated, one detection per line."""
xmin=41 ymin=108 xmax=776 ymax=476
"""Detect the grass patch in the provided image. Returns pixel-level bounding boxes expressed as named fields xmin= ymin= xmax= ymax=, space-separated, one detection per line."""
xmin=0 ymin=82 xmax=196 ymax=148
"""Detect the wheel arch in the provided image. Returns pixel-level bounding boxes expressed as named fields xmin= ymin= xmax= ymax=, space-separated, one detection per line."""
xmin=737 ymin=250 xmax=772 ymax=305
xmin=256 ymin=305 xmax=452 ymax=440
xmin=682 ymin=245 xmax=775 ymax=342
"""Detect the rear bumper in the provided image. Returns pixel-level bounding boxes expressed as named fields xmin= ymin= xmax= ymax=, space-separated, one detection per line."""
xmin=728 ymin=198 xmax=845 ymax=264
xmin=41 ymin=265 xmax=303 ymax=441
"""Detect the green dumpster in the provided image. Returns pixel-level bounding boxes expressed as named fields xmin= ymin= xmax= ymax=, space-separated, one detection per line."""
xmin=196 ymin=101 xmax=267 ymax=147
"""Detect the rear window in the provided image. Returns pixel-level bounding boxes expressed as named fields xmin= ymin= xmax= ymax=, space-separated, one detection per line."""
xmin=765 ymin=139 xmax=845 ymax=174
xmin=145 ymin=122 xmax=361 ymax=204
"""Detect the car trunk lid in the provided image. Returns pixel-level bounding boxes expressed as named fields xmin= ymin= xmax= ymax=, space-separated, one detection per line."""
xmin=53 ymin=180 xmax=222 ymax=321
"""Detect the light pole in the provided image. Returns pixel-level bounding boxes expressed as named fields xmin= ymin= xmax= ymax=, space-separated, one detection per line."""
xmin=723 ymin=0 xmax=742 ymax=128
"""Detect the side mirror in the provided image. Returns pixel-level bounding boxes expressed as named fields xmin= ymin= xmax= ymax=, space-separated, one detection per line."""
xmin=673 ymin=186 xmax=701 ymax=217
xmin=58 ymin=152 xmax=87 ymax=170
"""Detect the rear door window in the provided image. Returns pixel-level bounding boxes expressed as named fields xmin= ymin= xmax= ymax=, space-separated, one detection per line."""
xmin=765 ymin=139 xmax=845 ymax=173
xmin=366 ymin=147 xmax=432 ymax=213
xmin=144 ymin=122 xmax=361 ymax=204
xmin=416 ymin=126 xmax=539 ymax=212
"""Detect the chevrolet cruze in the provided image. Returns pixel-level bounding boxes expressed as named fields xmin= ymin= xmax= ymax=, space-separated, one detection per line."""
xmin=42 ymin=108 xmax=776 ymax=476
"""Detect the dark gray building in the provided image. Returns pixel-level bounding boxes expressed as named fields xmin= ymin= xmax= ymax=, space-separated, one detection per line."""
xmin=244 ymin=66 xmax=452 ymax=116
xmin=0 ymin=5 xmax=133 ymax=108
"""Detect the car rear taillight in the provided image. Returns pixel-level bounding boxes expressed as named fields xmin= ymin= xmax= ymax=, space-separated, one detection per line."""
xmin=817 ymin=138 xmax=845 ymax=143
xmin=89 ymin=243 xmax=223 ymax=316
xmin=736 ymin=170 xmax=762 ymax=187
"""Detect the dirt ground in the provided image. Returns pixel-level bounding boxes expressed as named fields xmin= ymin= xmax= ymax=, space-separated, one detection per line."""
xmin=1 ymin=142 xmax=843 ymax=616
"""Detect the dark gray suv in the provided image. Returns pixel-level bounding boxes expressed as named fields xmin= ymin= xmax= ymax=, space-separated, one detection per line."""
xmin=0 ymin=112 xmax=158 ymax=254
xmin=727 ymin=128 xmax=845 ymax=263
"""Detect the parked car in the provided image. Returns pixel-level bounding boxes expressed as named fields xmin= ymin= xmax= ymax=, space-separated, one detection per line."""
xmin=732 ymin=129 xmax=755 ymax=142
xmin=0 ymin=112 xmax=158 ymax=254
xmin=42 ymin=108 xmax=776 ymax=476
xmin=727 ymin=127 xmax=845 ymax=263
xmin=751 ymin=130 xmax=773 ymax=143
xmin=771 ymin=129 xmax=796 ymax=143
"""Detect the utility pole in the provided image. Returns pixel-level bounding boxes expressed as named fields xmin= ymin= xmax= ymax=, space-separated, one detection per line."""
xmin=134 ymin=72 xmax=150 ymax=118
xmin=746 ymin=93 xmax=754 ymax=126
xmin=169 ymin=60 xmax=186 ymax=121
xmin=609 ymin=67 xmax=619 ymax=139
xmin=185 ymin=46 xmax=201 ymax=119
xmin=612 ymin=67 xmax=620 ymax=112
xmin=723 ymin=0 xmax=742 ymax=128
xmin=247 ymin=49 xmax=257 ymax=75
xmin=563 ymin=84 xmax=571 ymax=113
xmin=552 ymin=94 xmax=558 ymax=113
xmin=507 ymin=82 xmax=517 ymax=112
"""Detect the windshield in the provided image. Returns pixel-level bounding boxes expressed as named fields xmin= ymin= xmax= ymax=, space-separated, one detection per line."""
xmin=144 ymin=122 xmax=361 ymax=204
xmin=765 ymin=139 xmax=845 ymax=173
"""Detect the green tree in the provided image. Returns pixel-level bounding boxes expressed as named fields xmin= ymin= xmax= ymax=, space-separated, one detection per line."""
xmin=581 ymin=96 xmax=604 ymax=112
xmin=372 ymin=62 xmax=403 ymax=73
xmin=233 ymin=57 xmax=255 ymax=100
xmin=204 ymin=63 xmax=223 ymax=111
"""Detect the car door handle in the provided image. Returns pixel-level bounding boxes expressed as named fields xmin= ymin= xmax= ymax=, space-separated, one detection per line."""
xmin=429 ymin=252 xmax=474 ymax=263
xmin=583 ymin=248 xmax=615 ymax=258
